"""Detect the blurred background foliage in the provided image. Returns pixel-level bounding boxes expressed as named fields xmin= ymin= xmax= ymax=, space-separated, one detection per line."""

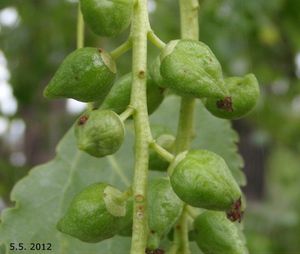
xmin=0 ymin=0 xmax=300 ymax=253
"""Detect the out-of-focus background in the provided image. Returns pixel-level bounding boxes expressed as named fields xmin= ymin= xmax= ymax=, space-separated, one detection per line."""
xmin=0 ymin=0 xmax=299 ymax=253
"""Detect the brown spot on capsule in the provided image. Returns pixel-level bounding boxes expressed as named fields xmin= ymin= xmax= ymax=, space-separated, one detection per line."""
xmin=216 ymin=96 xmax=233 ymax=112
xmin=78 ymin=115 xmax=88 ymax=125
xmin=226 ymin=197 xmax=244 ymax=223
xmin=98 ymin=48 xmax=103 ymax=53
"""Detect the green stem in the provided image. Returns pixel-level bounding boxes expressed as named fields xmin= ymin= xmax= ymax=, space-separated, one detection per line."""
xmin=119 ymin=106 xmax=135 ymax=122
xmin=149 ymin=141 xmax=174 ymax=162
xmin=110 ymin=38 xmax=132 ymax=59
xmin=77 ymin=3 xmax=84 ymax=49
xmin=178 ymin=208 xmax=191 ymax=254
xmin=174 ymin=98 xmax=196 ymax=153
xmin=130 ymin=0 xmax=151 ymax=253
xmin=147 ymin=30 xmax=166 ymax=49
xmin=174 ymin=0 xmax=200 ymax=253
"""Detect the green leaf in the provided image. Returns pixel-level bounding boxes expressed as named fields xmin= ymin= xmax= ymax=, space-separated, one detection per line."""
xmin=0 ymin=96 xmax=244 ymax=254
xmin=150 ymin=95 xmax=245 ymax=186
xmin=0 ymin=125 xmax=134 ymax=254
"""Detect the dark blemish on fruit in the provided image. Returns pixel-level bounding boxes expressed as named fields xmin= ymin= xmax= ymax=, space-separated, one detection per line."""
xmin=150 ymin=230 xmax=155 ymax=234
xmin=78 ymin=115 xmax=89 ymax=125
xmin=226 ymin=197 xmax=244 ymax=223
xmin=145 ymin=248 xmax=165 ymax=254
xmin=216 ymin=96 xmax=233 ymax=112
xmin=75 ymin=76 xmax=79 ymax=81
xmin=98 ymin=48 xmax=103 ymax=53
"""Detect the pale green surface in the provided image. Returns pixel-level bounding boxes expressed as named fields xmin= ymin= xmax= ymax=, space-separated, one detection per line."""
xmin=0 ymin=96 xmax=243 ymax=253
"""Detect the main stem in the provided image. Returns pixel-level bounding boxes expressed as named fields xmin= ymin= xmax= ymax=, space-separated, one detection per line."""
xmin=130 ymin=0 xmax=151 ymax=253
xmin=175 ymin=0 xmax=199 ymax=153
xmin=174 ymin=0 xmax=199 ymax=253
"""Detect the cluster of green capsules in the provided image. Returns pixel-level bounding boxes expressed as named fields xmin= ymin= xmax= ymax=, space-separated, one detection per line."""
xmin=43 ymin=1 xmax=259 ymax=253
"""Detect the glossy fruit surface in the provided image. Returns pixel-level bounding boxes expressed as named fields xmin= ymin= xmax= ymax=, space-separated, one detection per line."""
xmin=44 ymin=47 xmax=116 ymax=102
xmin=170 ymin=150 xmax=241 ymax=211
xmin=57 ymin=183 xmax=125 ymax=243
xmin=75 ymin=109 xmax=124 ymax=157
xmin=147 ymin=178 xmax=183 ymax=250
xmin=101 ymin=73 xmax=164 ymax=115
xmin=160 ymin=39 xmax=227 ymax=99
xmin=194 ymin=211 xmax=248 ymax=254
xmin=205 ymin=74 xmax=260 ymax=119
xmin=80 ymin=0 xmax=133 ymax=37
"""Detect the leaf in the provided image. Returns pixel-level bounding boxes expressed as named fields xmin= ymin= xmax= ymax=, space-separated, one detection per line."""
xmin=150 ymin=95 xmax=245 ymax=186
xmin=0 ymin=96 xmax=244 ymax=254
xmin=0 ymin=125 xmax=134 ymax=254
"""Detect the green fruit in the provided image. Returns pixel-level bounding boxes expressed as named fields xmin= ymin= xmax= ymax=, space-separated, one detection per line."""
xmin=194 ymin=211 xmax=248 ymax=254
xmin=147 ymin=178 xmax=183 ymax=250
xmin=160 ymin=39 xmax=228 ymax=99
xmin=149 ymin=56 xmax=168 ymax=88
xmin=149 ymin=134 xmax=175 ymax=171
xmin=205 ymin=74 xmax=260 ymax=119
xmin=101 ymin=73 xmax=164 ymax=115
xmin=44 ymin=47 xmax=116 ymax=102
xmin=170 ymin=150 xmax=241 ymax=212
xmin=75 ymin=109 xmax=124 ymax=157
xmin=118 ymin=198 xmax=134 ymax=237
xmin=57 ymin=183 xmax=129 ymax=243
xmin=80 ymin=0 xmax=133 ymax=37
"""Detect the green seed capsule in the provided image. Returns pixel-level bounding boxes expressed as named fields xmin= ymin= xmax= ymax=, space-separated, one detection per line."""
xmin=149 ymin=56 xmax=168 ymax=88
xmin=160 ymin=39 xmax=228 ymax=99
xmin=80 ymin=0 xmax=133 ymax=37
xmin=205 ymin=74 xmax=260 ymax=119
xmin=100 ymin=73 xmax=164 ymax=115
xmin=149 ymin=134 xmax=175 ymax=171
xmin=57 ymin=183 xmax=129 ymax=243
xmin=170 ymin=150 xmax=242 ymax=213
xmin=147 ymin=178 xmax=183 ymax=250
xmin=75 ymin=109 xmax=124 ymax=157
xmin=44 ymin=47 xmax=116 ymax=102
xmin=194 ymin=211 xmax=248 ymax=254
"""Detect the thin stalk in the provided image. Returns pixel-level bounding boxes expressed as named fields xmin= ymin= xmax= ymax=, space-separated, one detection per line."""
xmin=174 ymin=0 xmax=200 ymax=253
xmin=110 ymin=38 xmax=132 ymax=59
xmin=149 ymin=141 xmax=174 ymax=162
xmin=129 ymin=0 xmax=151 ymax=253
xmin=147 ymin=30 xmax=166 ymax=49
xmin=178 ymin=209 xmax=190 ymax=254
xmin=77 ymin=3 xmax=84 ymax=49
xmin=120 ymin=106 xmax=135 ymax=122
